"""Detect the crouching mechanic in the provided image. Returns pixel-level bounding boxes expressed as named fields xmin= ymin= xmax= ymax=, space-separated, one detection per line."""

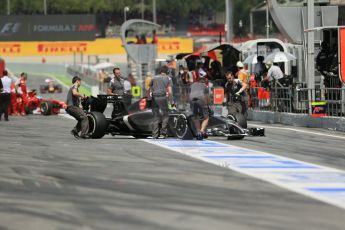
xmin=189 ymin=75 xmax=210 ymax=140
xmin=65 ymin=76 xmax=90 ymax=139
xmin=149 ymin=66 xmax=173 ymax=139
xmin=224 ymin=71 xmax=248 ymax=117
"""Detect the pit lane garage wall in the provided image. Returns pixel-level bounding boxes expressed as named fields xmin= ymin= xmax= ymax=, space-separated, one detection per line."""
xmin=0 ymin=38 xmax=193 ymax=56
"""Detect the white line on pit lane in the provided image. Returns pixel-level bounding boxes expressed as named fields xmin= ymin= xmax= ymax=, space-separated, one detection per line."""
xmin=143 ymin=139 xmax=345 ymax=210
xmin=250 ymin=124 xmax=345 ymax=140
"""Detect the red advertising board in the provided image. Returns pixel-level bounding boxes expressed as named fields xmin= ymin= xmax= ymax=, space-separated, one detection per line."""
xmin=213 ymin=87 xmax=224 ymax=105
xmin=0 ymin=58 xmax=5 ymax=77
xmin=340 ymin=28 xmax=345 ymax=84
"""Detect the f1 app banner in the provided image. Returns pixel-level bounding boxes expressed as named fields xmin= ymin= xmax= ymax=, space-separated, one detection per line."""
xmin=0 ymin=15 xmax=96 ymax=41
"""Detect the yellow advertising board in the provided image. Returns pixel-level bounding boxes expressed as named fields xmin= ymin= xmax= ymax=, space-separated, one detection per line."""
xmin=0 ymin=38 xmax=193 ymax=56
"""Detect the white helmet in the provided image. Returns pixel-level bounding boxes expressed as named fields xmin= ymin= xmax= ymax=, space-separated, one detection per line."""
xmin=266 ymin=61 xmax=273 ymax=66
xmin=236 ymin=61 xmax=244 ymax=68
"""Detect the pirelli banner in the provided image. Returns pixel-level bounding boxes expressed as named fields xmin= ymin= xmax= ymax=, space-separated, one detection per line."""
xmin=0 ymin=15 xmax=96 ymax=41
xmin=0 ymin=38 xmax=193 ymax=56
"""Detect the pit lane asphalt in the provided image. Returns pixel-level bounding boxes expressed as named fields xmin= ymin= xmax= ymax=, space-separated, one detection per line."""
xmin=1 ymin=115 xmax=345 ymax=230
xmin=1 ymin=74 xmax=345 ymax=230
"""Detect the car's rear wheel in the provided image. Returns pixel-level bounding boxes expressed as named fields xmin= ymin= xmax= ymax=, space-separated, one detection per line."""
xmin=175 ymin=114 xmax=194 ymax=140
xmin=40 ymin=101 xmax=53 ymax=115
xmin=87 ymin=112 xmax=107 ymax=139
xmin=227 ymin=112 xmax=247 ymax=128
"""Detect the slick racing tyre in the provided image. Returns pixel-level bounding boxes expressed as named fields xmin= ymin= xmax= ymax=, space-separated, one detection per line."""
xmin=227 ymin=112 xmax=246 ymax=140
xmin=227 ymin=112 xmax=247 ymax=129
xmin=40 ymin=101 xmax=53 ymax=115
xmin=175 ymin=114 xmax=194 ymax=140
xmin=87 ymin=112 xmax=107 ymax=139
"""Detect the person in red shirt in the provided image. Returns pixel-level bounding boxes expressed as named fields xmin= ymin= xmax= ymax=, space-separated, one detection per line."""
xmin=15 ymin=72 xmax=28 ymax=115
xmin=152 ymin=30 xmax=158 ymax=44
xmin=9 ymin=82 xmax=19 ymax=115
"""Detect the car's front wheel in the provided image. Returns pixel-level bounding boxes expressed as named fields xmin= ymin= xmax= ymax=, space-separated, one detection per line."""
xmin=87 ymin=112 xmax=108 ymax=139
xmin=175 ymin=114 xmax=194 ymax=140
xmin=40 ymin=101 xmax=53 ymax=115
xmin=227 ymin=112 xmax=247 ymax=128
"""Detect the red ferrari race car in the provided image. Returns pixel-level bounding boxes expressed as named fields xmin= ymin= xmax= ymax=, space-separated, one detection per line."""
xmin=24 ymin=90 xmax=66 ymax=115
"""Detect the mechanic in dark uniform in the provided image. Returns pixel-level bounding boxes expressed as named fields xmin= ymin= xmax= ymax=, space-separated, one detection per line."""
xmin=224 ymin=70 xmax=248 ymax=117
xmin=148 ymin=66 xmax=173 ymax=139
xmin=0 ymin=70 xmax=12 ymax=121
xmin=65 ymin=76 xmax=89 ymax=139
xmin=316 ymin=41 xmax=331 ymax=87
xmin=189 ymin=75 xmax=210 ymax=140
xmin=107 ymin=67 xmax=125 ymax=118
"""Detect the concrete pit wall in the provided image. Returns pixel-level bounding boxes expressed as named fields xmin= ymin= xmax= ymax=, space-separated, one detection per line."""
xmin=248 ymin=110 xmax=345 ymax=132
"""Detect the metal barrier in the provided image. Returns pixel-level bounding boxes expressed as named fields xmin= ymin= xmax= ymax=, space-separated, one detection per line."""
xmin=295 ymin=88 xmax=345 ymax=117
xmin=159 ymin=83 xmax=345 ymax=118
xmin=250 ymin=87 xmax=293 ymax=113
xmin=66 ymin=65 xmax=99 ymax=86
xmin=249 ymin=86 xmax=345 ymax=117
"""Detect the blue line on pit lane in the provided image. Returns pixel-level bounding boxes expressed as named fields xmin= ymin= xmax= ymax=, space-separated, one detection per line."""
xmin=236 ymin=160 xmax=319 ymax=169
xmin=277 ymin=172 xmax=345 ymax=183
xmin=307 ymin=188 xmax=345 ymax=192
xmin=204 ymin=156 xmax=274 ymax=159
xmin=239 ymin=165 xmax=319 ymax=169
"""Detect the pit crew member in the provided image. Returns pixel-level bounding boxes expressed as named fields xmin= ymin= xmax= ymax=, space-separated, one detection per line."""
xmin=65 ymin=76 xmax=89 ymax=139
xmin=224 ymin=70 xmax=248 ymax=117
xmin=15 ymin=72 xmax=28 ymax=115
xmin=148 ymin=66 xmax=173 ymax=139
xmin=189 ymin=75 xmax=210 ymax=140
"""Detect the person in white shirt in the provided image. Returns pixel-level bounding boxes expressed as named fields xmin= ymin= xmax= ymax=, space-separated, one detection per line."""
xmin=267 ymin=62 xmax=284 ymax=82
xmin=0 ymin=70 xmax=12 ymax=121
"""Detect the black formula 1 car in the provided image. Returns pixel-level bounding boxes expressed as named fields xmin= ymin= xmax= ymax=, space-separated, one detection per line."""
xmin=40 ymin=80 xmax=63 ymax=94
xmin=81 ymin=95 xmax=264 ymax=140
